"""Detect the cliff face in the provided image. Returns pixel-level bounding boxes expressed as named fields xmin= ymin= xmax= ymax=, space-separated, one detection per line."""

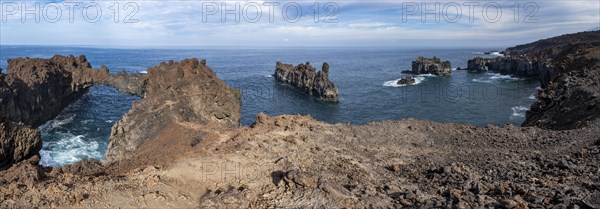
xmin=463 ymin=31 xmax=600 ymax=130
xmin=522 ymin=43 xmax=600 ymax=130
xmin=0 ymin=119 xmax=41 ymax=169
xmin=466 ymin=56 xmax=552 ymax=86
xmin=0 ymin=55 xmax=109 ymax=127
xmin=274 ymin=62 xmax=339 ymax=102
xmin=409 ymin=57 xmax=452 ymax=76
xmin=103 ymin=58 xmax=241 ymax=164
xmin=466 ymin=31 xmax=600 ymax=87
xmin=0 ymin=55 xmax=109 ymax=169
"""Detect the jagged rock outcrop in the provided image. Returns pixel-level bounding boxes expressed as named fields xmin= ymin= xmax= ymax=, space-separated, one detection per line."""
xmin=523 ymin=42 xmax=600 ymax=130
xmin=274 ymin=62 xmax=339 ymax=102
xmin=462 ymin=31 xmax=600 ymax=130
xmin=0 ymin=55 xmax=109 ymax=127
xmin=0 ymin=55 xmax=109 ymax=169
xmin=102 ymin=70 xmax=148 ymax=97
xmin=0 ymin=119 xmax=42 ymax=169
xmin=103 ymin=58 xmax=241 ymax=164
xmin=466 ymin=56 xmax=551 ymax=83
xmin=409 ymin=57 xmax=451 ymax=75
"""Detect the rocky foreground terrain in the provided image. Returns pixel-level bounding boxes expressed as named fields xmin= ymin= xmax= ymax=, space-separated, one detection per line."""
xmin=1 ymin=32 xmax=600 ymax=208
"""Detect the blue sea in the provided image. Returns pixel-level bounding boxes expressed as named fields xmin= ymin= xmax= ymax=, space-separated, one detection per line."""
xmin=0 ymin=46 xmax=540 ymax=166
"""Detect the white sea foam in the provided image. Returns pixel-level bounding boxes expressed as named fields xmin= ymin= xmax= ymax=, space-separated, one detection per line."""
xmin=383 ymin=76 xmax=426 ymax=87
xmin=265 ymin=74 xmax=273 ymax=78
xmin=471 ymin=78 xmax=493 ymax=84
xmin=38 ymin=115 xmax=75 ymax=132
xmin=490 ymin=73 xmax=523 ymax=80
xmin=528 ymin=94 xmax=537 ymax=100
xmin=509 ymin=105 xmax=530 ymax=120
xmin=418 ymin=73 xmax=438 ymax=77
xmin=140 ymin=70 xmax=148 ymax=74
xmin=40 ymin=134 xmax=103 ymax=167
xmin=490 ymin=52 xmax=504 ymax=57
xmin=472 ymin=73 xmax=523 ymax=83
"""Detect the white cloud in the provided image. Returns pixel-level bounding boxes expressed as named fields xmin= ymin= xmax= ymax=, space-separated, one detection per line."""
xmin=0 ymin=0 xmax=598 ymax=47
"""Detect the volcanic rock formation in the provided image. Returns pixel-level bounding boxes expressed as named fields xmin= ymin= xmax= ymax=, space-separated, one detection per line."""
xmin=463 ymin=31 xmax=600 ymax=130
xmin=522 ymin=42 xmax=600 ymax=130
xmin=0 ymin=55 xmax=109 ymax=127
xmin=0 ymin=119 xmax=41 ymax=169
xmin=103 ymin=58 xmax=241 ymax=164
xmin=0 ymin=55 xmax=108 ymax=169
xmin=466 ymin=56 xmax=550 ymax=79
xmin=409 ymin=57 xmax=452 ymax=76
xmin=274 ymin=62 xmax=339 ymax=102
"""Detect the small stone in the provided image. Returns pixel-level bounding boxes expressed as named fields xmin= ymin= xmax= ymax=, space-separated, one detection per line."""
xmin=74 ymin=194 xmax=85 ymax=203
xmin=400 ymin=199 xmax=412 ymax=206
xmin=389 ymin=164 xmax=402 ymax=172
xmin=552 ymin=204 xmax=567 ymax=209
xmin=513 ymin=195 xmax=524 ymax=203
xmin=293 ymin=173 xmax=317 ymax=188
xmin=500 ymin=199 xmax=518 ymax=209
xmin=404 ymin=192 xmax=416 ymax=200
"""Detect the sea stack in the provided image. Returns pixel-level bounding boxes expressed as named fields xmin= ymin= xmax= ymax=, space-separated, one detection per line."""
xmin=409 ymin=56 xmax=452 ymax=76
xmin=274 ymin=61 xmax=339 ymax=102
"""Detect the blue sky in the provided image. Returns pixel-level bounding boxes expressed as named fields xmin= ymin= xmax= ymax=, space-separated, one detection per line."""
xmin=0 ymin=0 xmax=599 ymax=48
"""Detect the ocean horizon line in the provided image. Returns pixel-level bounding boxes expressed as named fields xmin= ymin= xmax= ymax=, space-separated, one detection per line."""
xmin=0 ymin=44 xmax=511 ymax=51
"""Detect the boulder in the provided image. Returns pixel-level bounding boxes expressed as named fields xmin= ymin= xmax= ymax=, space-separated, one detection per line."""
xmin=397 ymin=77 xmax=416 ymax=85
xmin=410 ymin=57 xmax=451 ymax=76
xmin=274 ymin=62 xmax=339 ymax=102
xmin=103 ymin=58 xmax=241 ymax=164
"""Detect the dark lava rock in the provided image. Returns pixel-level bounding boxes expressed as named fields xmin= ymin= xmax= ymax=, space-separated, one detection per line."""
xmin=410 ymin=56 xmax=451 ymax=76
xmin=462 ymin=31 xmax=600 ymax=131
xmin=103 ymin=70 xmax=147 ymax=97
xmin=0 ymin=119 xmax=41 ymax=169
xmin=466 ymin=56 xmax=547 ymax=78
xmin=0 ymin=55 xmax=109 ymax=127
xmin=397 ymin=77 xmax=416 ymax=85
xmin=0 ymin=55 xmax=109 ymax=168
xmin=274 ymin=61 xmax=339 ymax=102
xmin=522 ymin=41 xmax=600 ymax=130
